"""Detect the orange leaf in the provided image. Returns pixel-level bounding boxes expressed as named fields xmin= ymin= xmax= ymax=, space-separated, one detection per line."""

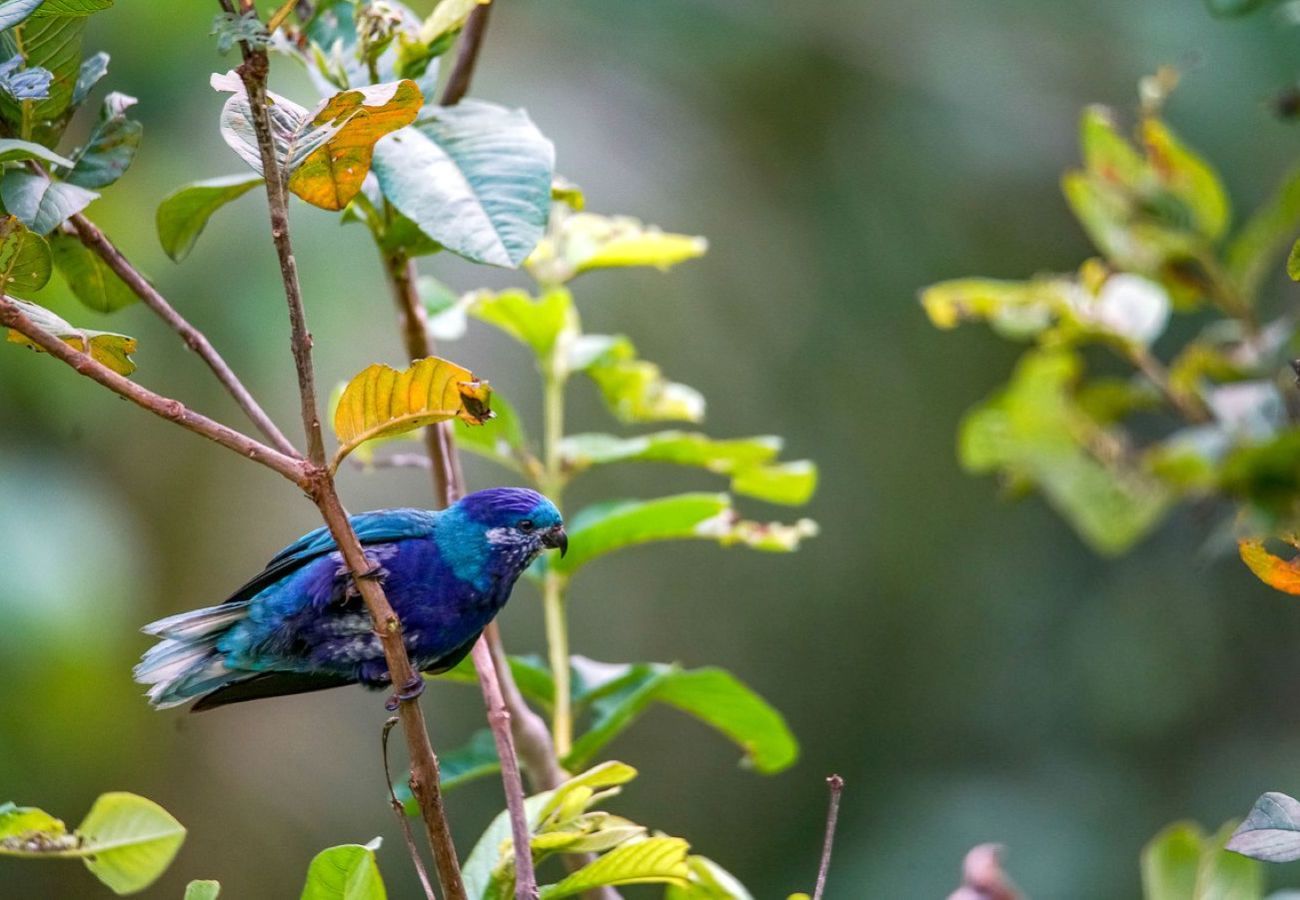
xmin=1239 ymin=538 xmax=1300 ymax=595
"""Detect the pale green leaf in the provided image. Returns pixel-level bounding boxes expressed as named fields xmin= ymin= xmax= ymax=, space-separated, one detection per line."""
xmin=1142 ymin=117 xmax=1231 ymax=242
xmin=539 ymin=837 xmax=690 ymax=898
xmin=0 ymin=136 xmax=72 ymax=165
xmin=372 ymin=100 xmax=554 ymax=267
xmin=49 ymin=231 xmax=136 ymax=313
xmin=76 ymin=792 xmax=186 ymax=896
xmin=526 ymin=210 xmax=707 ymax=285
xmin=0 ymin=170 xmax=97 ymax=235
xmin=155 ymin=173 xmax=263 ymax=262
xmin=300 ymin=840 xmax=387 ymax=900
xmin=0 ymin=213 xmax=50 ymax=296
xmin=458 ymin=286 xmax=577 ymax=359
xmin=0 ymin=802 xmax=67 ymax=845
xmin=5 ymin=296 xmax=136 ymax=374
xmin=665 ymin=856 xmax=756 ymax=900
xmin=1226 ymin=166 xmax=1300 ymax=299
xmin=184 ymin=881 xmax=221 ymax=900
xmin=60 ymin=91 xmax=141 ymax=189
xmin=418 ymin=0 xmax=490 ymax=45
xmin=577 ymin=334 xmax=705 ymax=423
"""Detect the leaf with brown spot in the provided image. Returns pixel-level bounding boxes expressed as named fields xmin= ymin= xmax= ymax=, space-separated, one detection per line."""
xmin=332 ymin=355 xmax=491 ymax=472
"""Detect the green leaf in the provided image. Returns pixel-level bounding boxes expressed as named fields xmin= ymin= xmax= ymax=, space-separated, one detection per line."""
xmin=32 ymin=0 xmax=113 ymax=13
xmin=1143 ymin=821 xmax=1262 ymax=900
xmin=565 ymin=661 xmax=799 ymax=775
xmin=184 ymin=881 xmax=221 ymax=900
xmin=155 ymin=173 xmax=263 ymax=262
xmin=453 ymin=388 xmax=530 ymax=471
xmin=1287 ymin=239 xmax=1300 ymax=282
xmin=959 ymin=349 xmax=1171 ymax=555
xmin=560 ymin=431 xmax=816 ymax=505
xmin=0 ymin=170 xmax=97 ymax=235
xmin=1227 ymin=793 xmax=1300 ymax=863
xmin=1141 ymin=117 xmax=1231 ymax=241
xmin=300 ymin=839 xmax=386 ymax=900
xmin=5 ymin=296 xmax=136 ymax=374
xmin=418 ymin=0 xmax=490 ymax=45
xmin=526 ymin=210 xmax=707 ymax=285
xmin=0 ymin=801 xmax=67 ymax=845
xmin=75 ymin=792 xmax=186 ymax=895
xmin=49 ymin=231 xmax=136 ymax=313
xmin=665 ymin=856 xmax=756 ymax=900
xmin=0 ymin=13 xmax=87 ymax=139
xmin=71 ymin=50 xmax=107 ymax=107
xmin=213 ymin=72 xmax=421 ymax=211
xmin=577 ymin=334 xmax=705 ymax=424
xmin=372 ymin=100 xmax=555 ymax=268
xmin=539 ymin=837 xmax=690 ymax=898
xmin=463 ymin=792 xmax=557 ymax=899
xmin=919 ymin=276 xmax=1063 ymax=339
xmin=397 ymin=728 xmax=501 ymax=812
xmin=550 ymin=494 xmax=817 ymax=575
xmin=0 ymin=136 xmax=72 ymax=165
xmin=60 ymin=91 xmax=141 ymax=188
xmin=461 ymin=286 xmax=577 ymax=359
xmin=1225 ymin=165 xmax=1300 ymax=299
xmin=0 ymin=214 xmax=50 ymax=297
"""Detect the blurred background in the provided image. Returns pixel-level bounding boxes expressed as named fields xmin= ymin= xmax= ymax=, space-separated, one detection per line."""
xmin=6 ymin=0 xmax=1300 ymax=896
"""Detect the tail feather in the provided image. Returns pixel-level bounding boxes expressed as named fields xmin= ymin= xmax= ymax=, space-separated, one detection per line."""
xmin=136 ymin=603 xmax=250 ymax=709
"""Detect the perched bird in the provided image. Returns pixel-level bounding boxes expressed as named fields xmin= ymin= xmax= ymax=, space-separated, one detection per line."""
xmin=135 ymin=487 xmax=565 ymax=712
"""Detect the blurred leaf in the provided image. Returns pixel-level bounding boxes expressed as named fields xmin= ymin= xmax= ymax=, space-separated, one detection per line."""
xmin=454 ymin=286 xmax=578 ymax=359
xmin=560 ymin=431 xmax=816 ymax=505
xmin=920 ymin=277 xmax=1062 ymax=339
xmin=0 ymin=171 xmax=96 ymax=235
xmin=577 ymin=334 xmax=705 ymax=423
xmin=372 ymin=100 xmax=554 ymax=267
xmin=1204 ymin=0 xmax=1279 ymax=17
xmin=551 ymin=176 xmax=584 ymax=210
xmin=1288 ymin=239 xmax=1300 ymax=282
xmin=70 ymin=49 xmax=107 ymax=107
xmin=5 ymin=296 xmax=136 ymax=374
xmin=565 ymin=662 xmax=799 ymax=774
xmin=1226 ymin=165 xmax=1300 ymax=299
xmin=418 ymin=0 xmax=489 ymax=45
xmin=76 ymin=793 xmax=186 ymax=896
xmin=49 ymin=232 xmax=135 ymax=313
xmin=59 ymin=91 xmax=141 ymax=188
xmin=0 ymin=0 xmax=45 ymax=30
xmin=1228 ymin=793 xmax=1300 ymax=862
xmin=550 ymin=494 xmax=816 ymax=575
xmin=453 ymin=388 xmax=531 ymax=471
xmin=1080 ymin=105 xmax=1144 ymax=184
xmin=665 ymin=856 xmax=756 ymax=900
xmin=539 ymin=837 xmax=690 ymax=898
xmin=0 ymin=13 xmax=88 ymax=138
xmin=1238 ymin=538 xmax=1300 ymax=595
xmin=1220 ymin=430 xmax=1300 ymax=516
xmin=331 ymin=355 xmax=491 ymax=470
xmin=1142 ymin=821 xmax=1262 ymax=900
xmin=0 ymin=214 xmax=50 ymax=297
xmin=526 ymin=210 xmax=707 ymax=285
xmin=300 ymin=839 xmax=386 ymax=900
xmin=184 ymin=882 xmax=221 ymax=900
xmin=1141 ymin=117 xmax=1231 ymax=241
xmin=0 ymin=136 xmax=70 ymax=165
xmin=0 ymin=801 xmax=67 ymax=844
xmin=212 ymin=71 xmax=421 ymax=211
xmin=155 ymin=173 xmax=263 ymax=262
xmin=960 ymin=350 xmax=1171 ymax=555
xmin=0 ymin=56 xmax=50 ymax=101
xmin=948 ymin=844 xmax=1022 ymax=900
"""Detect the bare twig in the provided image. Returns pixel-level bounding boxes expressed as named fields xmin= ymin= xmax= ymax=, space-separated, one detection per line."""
xmin=0 ymin=296 xmax=307 ymax=486
xmin=64 ymin=214 xmax=298 ymax=457
xmin=224 ymin=17 xmax=467 ymax=899
xmin=383 ymin=717 xmax=437 ymax=900
xmin=813 ymin=774 xmax=844 ymax=900
xmin=440 ymin=3 xmax=492 ymax=106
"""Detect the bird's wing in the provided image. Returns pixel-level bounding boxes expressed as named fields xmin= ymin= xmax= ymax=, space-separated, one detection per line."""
xmin=223 ymin=508 xmax=438 ymax=605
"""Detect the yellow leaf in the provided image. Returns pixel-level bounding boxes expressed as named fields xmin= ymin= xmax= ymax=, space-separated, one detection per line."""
xmin=1239 ymin=537 xmax=1300 ymax=595
xmin=527 ymin=212 xmax=707 ymax=284
xmin=332 ymin=356 xmax=491 ymax=471
xmin=288 ymin=80 xmax=423 ymax=211
xmin=5 ymin=297 xmax=137 ymax=376
xmin=419 ymin=0 xmax=491 ymax=45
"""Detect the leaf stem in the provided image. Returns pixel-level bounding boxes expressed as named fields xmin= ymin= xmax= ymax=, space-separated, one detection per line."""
xmin=813 ymin=774 xmax=844 ymax=900
xmin=543 ymin=571 xmax=572 ymax=757
xmin=440 ymin=3 xmax=492 ymax=107
xmin=64 ymin=213 xmax=298 ymax=457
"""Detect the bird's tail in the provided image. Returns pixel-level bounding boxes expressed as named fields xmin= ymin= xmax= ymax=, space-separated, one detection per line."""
xmin=134 ymin=603 xmax=249 ymax=709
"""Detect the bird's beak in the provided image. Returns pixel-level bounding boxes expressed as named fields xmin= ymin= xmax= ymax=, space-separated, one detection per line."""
xmin=543 ymin=525 xmax=568 ymax=557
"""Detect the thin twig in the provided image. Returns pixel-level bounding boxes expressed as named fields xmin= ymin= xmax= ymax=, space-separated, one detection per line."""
xmin=472 ymin=639 xmax=539 ymax=900
xmin=813 ymin=774 xmax=844 ymax=900
xmin=0 ymin=296 xmax=307 ymax=486
xmin=224 ymin=16 xmax=468 ymax=899
xmin=383 ymin=717 xmax=437 ymax=900
xmin=64 ymin=214 xmax=298 ymax=457
xmin=440 ymin=3 xmax=492 ymax=106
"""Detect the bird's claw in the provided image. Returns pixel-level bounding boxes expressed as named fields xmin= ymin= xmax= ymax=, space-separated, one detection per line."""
xmin=384 ymin=674 xmax=425 ymax=711
xmin=358 ymin=561 xmax=385 ymax=581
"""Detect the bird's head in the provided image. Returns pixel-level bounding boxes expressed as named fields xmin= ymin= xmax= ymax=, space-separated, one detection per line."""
xmin=456 ymin=487 xmax=567 ymax=564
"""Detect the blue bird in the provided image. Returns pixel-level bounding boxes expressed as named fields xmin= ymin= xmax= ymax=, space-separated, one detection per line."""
xmin=134 ymin=487 xmax=565 ymax=711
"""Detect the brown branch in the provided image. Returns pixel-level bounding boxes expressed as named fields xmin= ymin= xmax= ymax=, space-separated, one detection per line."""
xmin=383 ymin=717 xmax=437 ymax=900
xmin=0 ymin=296 xmax=307 ymax=486
xmin=440 ymin=3 xmax=492 ymax=106
xmin=225 ymin=22 xmax=467 ymax=900
xmin=64 ymin=214 xmax=298 ymax=457
xmin=813 ymin=774 xmax=844 ymax=900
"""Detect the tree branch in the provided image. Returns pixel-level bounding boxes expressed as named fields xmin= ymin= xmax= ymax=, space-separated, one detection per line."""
xmin=813 ymin=774 xmax=844 ymax=900
xmin=64 ymin=213 xmax=298 ymax=457
xmin=383 ymin=717 xmax=438 ymax=900
xmin=0 ymin=296 xmax=307 ymax=486
xmin=440 ymin=3 xmax=492 ymax=107
xmin=225 ymin=23 xmax=467 ymax=900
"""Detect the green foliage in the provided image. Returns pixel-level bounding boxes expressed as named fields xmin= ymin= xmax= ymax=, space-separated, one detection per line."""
xmin=1142 ymin=821 xmax=1261 ymax=900
xmin=0 ymin=213 xmax=50 ymax=296
xmin=59 ymin=90 xmax=140 ymax=188
xmin=5 ymin=295 xmax=136 ymax=374
xmin=300 ymin=839 xmax=387 ymax=900
xmin=0 ymin=171 xmax=96 ymax=234
xmin=155 ymin=173 xmax=263 ymax=262
xmin=49 ymin=231 xmax=135 ymax=312
xmin=0 ymin=792 xmax=186 ymax=895
xmin=184 ymin=882 xmax=222 ymax=900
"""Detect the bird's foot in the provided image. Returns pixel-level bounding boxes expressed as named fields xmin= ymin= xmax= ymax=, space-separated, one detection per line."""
xmin=358 ymin=560 xmax=386 ymax=581
xmin=384 ymin=674 xmax=425 ymax=711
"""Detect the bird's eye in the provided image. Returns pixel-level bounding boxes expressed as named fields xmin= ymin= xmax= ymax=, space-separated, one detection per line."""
xmin=518 ymin=519 xmax=536 ymax=533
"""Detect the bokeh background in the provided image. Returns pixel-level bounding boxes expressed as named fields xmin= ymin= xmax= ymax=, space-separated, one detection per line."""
xmin=6 ymin=0 xmax=1300 ymax=896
